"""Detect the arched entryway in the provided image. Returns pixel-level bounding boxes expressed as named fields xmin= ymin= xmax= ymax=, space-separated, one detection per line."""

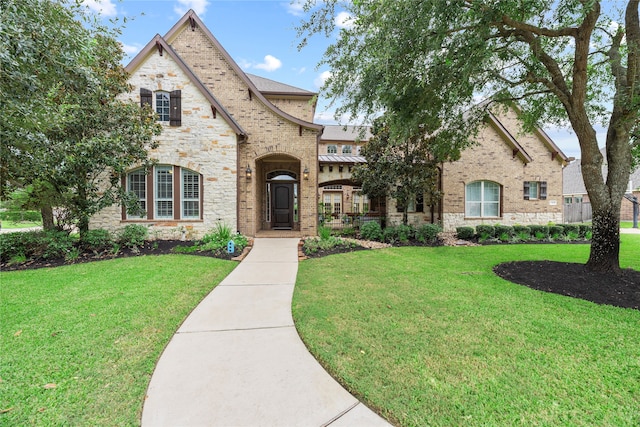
xmin=256 ymin=154 xmax=302 ymax=232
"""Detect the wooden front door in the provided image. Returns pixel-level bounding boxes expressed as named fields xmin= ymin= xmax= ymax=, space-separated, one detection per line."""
xmin=272 ymin=183 xmax=293 ymax=229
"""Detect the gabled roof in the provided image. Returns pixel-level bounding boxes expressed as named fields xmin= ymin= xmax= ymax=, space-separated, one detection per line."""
xmin=563 ymin=148 xmax=640 ymax=194
xmin=486 ymin=110 xmax=533 ymax=164
xmin=246 ymin=74 xmax=315 ymax=97
xmin=125 ymin=35 xmax=247 ymax=139
xmin=163 ymin=10 xmax=323 ymax=132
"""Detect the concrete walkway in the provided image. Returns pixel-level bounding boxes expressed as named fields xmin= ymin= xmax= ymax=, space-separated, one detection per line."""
xmin=141 ymin=238 xmax=390 ymax=427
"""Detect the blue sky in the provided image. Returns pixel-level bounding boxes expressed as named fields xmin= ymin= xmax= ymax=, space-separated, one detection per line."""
xmin=82 ymin=0 xmax=593 ymax=160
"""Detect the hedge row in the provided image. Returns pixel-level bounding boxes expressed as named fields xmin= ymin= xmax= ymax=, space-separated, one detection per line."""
xmin=360 ymin=222 xmax=442 ymax=244
xmin=0 ymin=225 xmax=149 ymax=264
xmin=455 ymin=224 xmax=592 ymax=242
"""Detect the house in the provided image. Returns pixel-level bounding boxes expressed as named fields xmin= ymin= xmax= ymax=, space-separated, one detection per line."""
xmin=91 ymin=10 xmax=568 ymax=237
xmin=563 ymin=149 xmax=640 ymax=223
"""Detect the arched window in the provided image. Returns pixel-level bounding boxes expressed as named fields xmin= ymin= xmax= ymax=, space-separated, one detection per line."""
xmin=465 ymin=181 xmax=500 ymax=218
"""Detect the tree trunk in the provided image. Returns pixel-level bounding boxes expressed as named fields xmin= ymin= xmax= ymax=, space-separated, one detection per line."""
xmin=41 ymin=205 xmax=55 ymax=231
xmin=586 ymin=207 xmax=621 ymax=274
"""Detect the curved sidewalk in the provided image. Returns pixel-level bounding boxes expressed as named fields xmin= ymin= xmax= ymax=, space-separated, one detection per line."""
xmin=141 ymin=238 xmax=390 ymax=427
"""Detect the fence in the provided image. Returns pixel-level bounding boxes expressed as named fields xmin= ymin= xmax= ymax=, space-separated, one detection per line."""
xmin=564 ymin=202 xmax=592 ymax=223
xmin=319 ymin=212 xmax=384 ymax=230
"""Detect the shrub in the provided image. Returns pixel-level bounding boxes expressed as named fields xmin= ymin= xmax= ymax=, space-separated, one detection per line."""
xmin=303 ymin=236 xmax=356 ymax=254
xmin=476 ymin=225 xmax=495 ymax=238
xmin=529 ymin=225 xmax=549 ymax=238
xmin=0 ymin=210 xmax=42 ymax=222
xmin=562 ymin=224 xmax=580 ymax=235
xmin=41 ymin=231 xmax=76 ymax=259
xmin=498 ymin=232 xmax=511 ymax=242
xmin=383 ymin=226 xmax=398 ymax=244
xmin=416 ymin=223 xmax=442 ymax=243
xmin=81 ymin=229 xmax=113 ymax=252
xmin=118 ymin=224 xmax=148 ymax=249
xmin=578 ymin=224 xmax=592 ymax=238
xmin=494 ymin=225 xmax=514 ymax=238
xmin=338 ymin=227 xmax=357 ymax=237
xmin=318 ymin=226 xmax=332 ymax=240
xmin=360 ymin=221 xmax=383 ymax=241
xmin=566 ymin=231 xmax=580 ymax=241
xmin=515 ymin=231 xmax=531 ymax=242
xmin=549 ymin=225 xmax=564 ymax=239
xmin=395 ymin=224 xmax=414 ymax=243
xmin=0 ymin=231 xmax=38 ymax=262
xmin=456 ymin=226 xmax=475 ymax=240
xmin=512 ymin=225 xmax=531 ymax=236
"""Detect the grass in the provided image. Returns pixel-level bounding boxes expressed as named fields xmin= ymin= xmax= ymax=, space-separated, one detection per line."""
xmin=620 ymin=221 xmax=637 ymax=228
xmin=0 ymin=220 xmax=42 ymax=229
xmin=0 ymin=255 xmax=236 ymax=426
xmin=293 ymin=235 xmax=640 ymax=427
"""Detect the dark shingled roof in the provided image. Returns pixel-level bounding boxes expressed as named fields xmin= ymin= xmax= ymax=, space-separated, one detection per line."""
xmin=246 ymin=73 xmax=315 ymax=96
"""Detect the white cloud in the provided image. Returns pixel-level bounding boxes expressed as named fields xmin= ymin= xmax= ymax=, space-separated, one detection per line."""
xmin=238 ymin=59 xmax=252 ymax=70
xmin=121 ymin=43 xmax=143 ymax=56
xmin=294 ymin=67 xmax=307 ymax=74
xmin=314 ymin=70 xmax=332 ymax=89
xmin=335 ymin=11 xmax=355 ymax=29
xmin=174 ymin=0 xmax=209 ymax=16
xmin=254 ymin=55 xmax=282 ymax=72
xmin=82 ymin=0 xmax=117 ymax=17
xmin=285 ymin=1 xmax=305 ymax=16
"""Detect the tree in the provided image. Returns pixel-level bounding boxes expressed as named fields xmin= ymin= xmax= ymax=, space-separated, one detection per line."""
xmin=300 ymin=0 xmax=640 ymax=273
xmin=0 ymin=0 xmax=160 ymax=236
xmin=353 ymin=114 xmax=462 ymax=225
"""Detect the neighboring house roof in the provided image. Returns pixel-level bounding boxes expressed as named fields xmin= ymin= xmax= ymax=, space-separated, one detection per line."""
xmin=321 ymin=125 xmax=372 ymax=142
xmin=246 ymin=74 xmax=315 ymax=97
xmin=319 ymin=154 xmax=367 ymax=163
xmin=126 ymin=34 xmax=247 ymax=139
xmin=163 ymin=10 xmax=323 ymax=132
xmin=563 ymin=148 xmax=640 ymax=195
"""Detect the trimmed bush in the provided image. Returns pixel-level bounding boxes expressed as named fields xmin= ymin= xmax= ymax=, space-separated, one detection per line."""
xmin=455 ymin=226 xmax=475 ymax=240
xmin=396 ymin=224 xmax=414 ymax=243
xmin=562 ymin=224 xmax=580 ymax=236
xmin=117 ymin=224 xmax=148 ymax=249
xmin=81 ymin=229 xmax=113 ymax=252
xmin=476 ymin=225 xmax=495 ymax=238
xmin=529 ymin=225 xmax=549 ymax=238
xmin=549 ymin=225 xmax=564 ymax=238
xmin=383 ymin=226 xmax=399 ymax=243
xmin=578 ymin=224 xmax=592 ymax=238
xmin=416 ymin=223 xmax=442 ymax=243
xmin=360 ymin=221 xmax=383 ymax=241
xmin=0 ymin=230 xmax=76 ymax=262
xmin=0 ymin=210 xmax=42 ymax=222
xmin=512 ymin=225 xmax=531 ymax=236
xmin=494 ymin=225 xmax=514 ymax=238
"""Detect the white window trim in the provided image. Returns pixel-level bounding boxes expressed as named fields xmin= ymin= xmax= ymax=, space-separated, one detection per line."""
xmin=127 ymin=169 xmax=147 ymax=219
xmin=465 ymin=181 xmax=500 ymax=218
xmin=156 ymin=91 xmax=170 ymax=122
xmin=181 ymin=169 xmax=200 ymax=219
xmin=155 ymin=165 xmax=173 ymax=219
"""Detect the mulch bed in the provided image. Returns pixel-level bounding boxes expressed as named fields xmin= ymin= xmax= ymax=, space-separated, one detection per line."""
xmin=494 ymin=261 xmax=640 ymax=310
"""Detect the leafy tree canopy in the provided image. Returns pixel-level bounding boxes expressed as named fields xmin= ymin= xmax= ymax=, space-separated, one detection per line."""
xmin=300 ymin=0 xmax=640 ymax=272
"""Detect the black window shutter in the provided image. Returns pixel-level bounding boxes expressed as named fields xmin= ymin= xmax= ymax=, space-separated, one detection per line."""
xmin=169 ymin=90 xmax=181 ymax=126
xmin=523 ymin=181 xmax=530 ymax=200
xmin=140 ymin=88 xmax=152 ymax=108
xmin=540 ymin=181 xmax=547 ymax=200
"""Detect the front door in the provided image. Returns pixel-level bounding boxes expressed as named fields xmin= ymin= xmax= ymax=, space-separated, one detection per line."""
xmin=272 ymin=183 xmax=293 ymax=229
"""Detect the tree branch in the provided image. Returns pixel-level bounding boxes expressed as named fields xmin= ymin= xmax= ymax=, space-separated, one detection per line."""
xmin=500 ymin=15 xmax=578 ymax=38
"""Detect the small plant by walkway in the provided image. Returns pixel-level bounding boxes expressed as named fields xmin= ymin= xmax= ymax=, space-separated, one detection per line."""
xmin=0 ymin=256 xmax=236 ymax=426
xmin=293 ymin=237 xmax=640 ymax=427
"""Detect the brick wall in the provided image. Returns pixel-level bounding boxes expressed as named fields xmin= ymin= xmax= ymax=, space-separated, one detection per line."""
xmin=441 ymin=108 xmax=564 ymax=231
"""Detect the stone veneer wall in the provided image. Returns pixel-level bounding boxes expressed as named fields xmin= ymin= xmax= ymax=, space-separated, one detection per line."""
xmin=440 ymin=108 xmax=564 ymax=232
xmin=89 ymin=48 xmax=238 ymax=240
xmin=169 ymin=24 xmax=319 ymax=236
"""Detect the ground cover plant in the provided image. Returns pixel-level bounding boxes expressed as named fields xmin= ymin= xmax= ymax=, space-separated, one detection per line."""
xmin=0 ymin=256 xmax=236 ymax=426
xmin=293 ymin=235 xmax=640 ymax=427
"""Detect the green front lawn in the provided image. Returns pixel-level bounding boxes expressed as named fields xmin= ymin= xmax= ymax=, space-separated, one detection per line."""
xmin=0 ymin=220 xmax=42 ymax=229
xmin=293 ymin=236 xmax=640 ymax=427
xmin=0 ymin=256 xmax=236 ymax=426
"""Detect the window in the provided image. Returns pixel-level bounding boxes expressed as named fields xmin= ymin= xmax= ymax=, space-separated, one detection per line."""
xmin=323 ymin=193 xmax=342 ymax=216
xmin=125 ymin=165 xmax=201 ymax=221
xmin=127 ymin=169 xmax=147 ymax=218
xmin=156 ymin=91 xmax=170 ymax=122
xmin=327 ymin=145 xmax=337 ymax=154
xmin=466 ymin=181 xmax=500 ymax=217
xmin=564 ymin=197 xmax=573 ymax=204
xmin=524 ymin=181 xmax=547 ymax=200
xmin=155 ymin=166 xmax=173 ymax=218
xmin=140 ymin=88 xmax=181 ymax=126
xmin=182 ymin=169 xmax=200 ymax=219
xmin=353 ymin=191 xmax=369 ymax=214
xmin=342 ymin=145 xmax=352 ymax=155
